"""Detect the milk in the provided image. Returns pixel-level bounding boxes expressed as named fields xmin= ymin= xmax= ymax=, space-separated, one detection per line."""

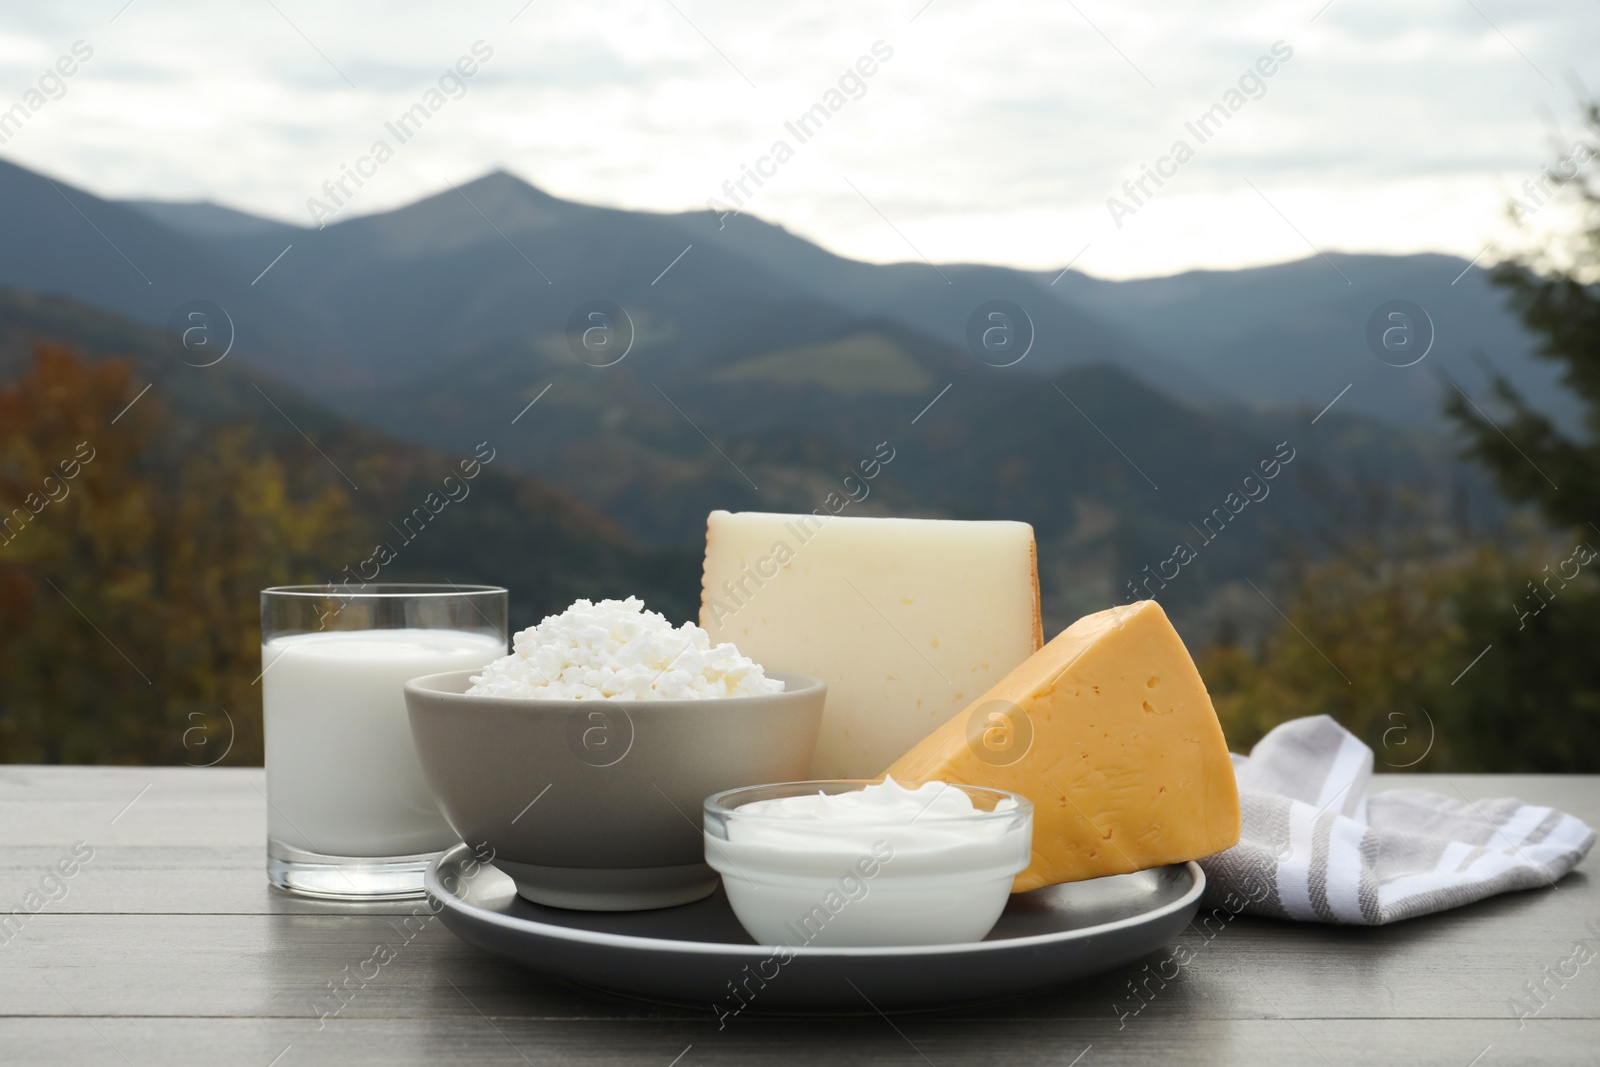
xmin=262 ymin=628 xmax=503 ymax=857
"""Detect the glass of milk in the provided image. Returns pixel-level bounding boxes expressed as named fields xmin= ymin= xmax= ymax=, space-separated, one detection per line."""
xmin=261 ymin=584 xmax=506 ymax=900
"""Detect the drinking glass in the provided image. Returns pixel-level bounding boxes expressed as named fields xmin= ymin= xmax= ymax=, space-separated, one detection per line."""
xmin=260 ymin=584 xmax=507 ymax=899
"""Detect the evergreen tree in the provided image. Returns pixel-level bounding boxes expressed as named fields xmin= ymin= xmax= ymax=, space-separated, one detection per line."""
xmin=1205 ymin=104 xmax=1600 ymax=771
xmin=1436 ymin=101 xmax=1600 ymax=771
xmin=1446 ymin=101 xmax=1600 ymax=529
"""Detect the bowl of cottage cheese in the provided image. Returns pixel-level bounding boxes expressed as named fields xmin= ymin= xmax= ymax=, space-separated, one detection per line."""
xmin=403 ymin=597 xmax=826 ymax=911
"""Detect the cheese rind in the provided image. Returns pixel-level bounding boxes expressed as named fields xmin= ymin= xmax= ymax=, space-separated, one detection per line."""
xmin=699 ymin=510 xmax=1042 ymax=779
xmin=883 ymin=599 xmax=1240 ymax=892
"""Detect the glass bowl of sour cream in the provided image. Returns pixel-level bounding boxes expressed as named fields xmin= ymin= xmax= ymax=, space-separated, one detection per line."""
xmin=703 ymin=778 xmax=1033 ymax=947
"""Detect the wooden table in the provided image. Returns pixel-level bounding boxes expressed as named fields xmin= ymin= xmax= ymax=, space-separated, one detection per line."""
xmin=2 ymin=768 xmax=1596 ymax=1065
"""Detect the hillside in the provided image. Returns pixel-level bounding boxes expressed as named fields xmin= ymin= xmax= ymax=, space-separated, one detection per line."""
xmin=0 ymin=157 xmax=1516 ymax=646
xmin=112 ymin=169 xmax=1563 ymax=435
xmin=0 ymin=159 xmax=358 ymax=388
xmin=0 ymin=290 xmax=700 ymax=631
xmin=1051 ymin=253 xmax=1576 ymax=431
xmin=342 ymin=303 xmax=1501 ymax=644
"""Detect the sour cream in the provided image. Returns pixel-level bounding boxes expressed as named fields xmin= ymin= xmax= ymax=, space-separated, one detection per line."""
xmin=703 ymin=779 xmax=1033 ymax=947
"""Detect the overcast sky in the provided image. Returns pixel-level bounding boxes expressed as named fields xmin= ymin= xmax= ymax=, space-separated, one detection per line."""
xmin=1 ymin=0 xmax=1596 ymax=278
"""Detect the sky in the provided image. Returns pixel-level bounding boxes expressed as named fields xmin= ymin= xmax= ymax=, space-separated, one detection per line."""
xmin=0 ymin=0 xmax=1596 ymax=278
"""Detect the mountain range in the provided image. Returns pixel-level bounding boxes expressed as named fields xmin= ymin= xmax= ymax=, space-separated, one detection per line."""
xmin=0 ymin=156 xmax=1549 ymax=642
xmin=0 ymin=289 xmax=700 ymax=631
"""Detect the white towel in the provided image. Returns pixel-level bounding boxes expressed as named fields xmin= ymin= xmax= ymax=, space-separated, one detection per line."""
xmin=1197 ymin=715 xmax=1594 ymax=924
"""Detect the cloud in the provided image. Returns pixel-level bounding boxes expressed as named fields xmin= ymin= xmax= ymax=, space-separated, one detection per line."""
xmin=0 ymin=0 xmax=1594 ymax=277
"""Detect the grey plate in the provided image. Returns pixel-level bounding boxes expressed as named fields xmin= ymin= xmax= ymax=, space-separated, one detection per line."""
xmin=426 ymin=844 xmax=1204 ymax=1012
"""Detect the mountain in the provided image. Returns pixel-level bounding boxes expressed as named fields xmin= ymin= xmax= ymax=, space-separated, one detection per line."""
xmin=0 ymin=289 xmax=700 ymax=630
xmin=122 ymin=172 xmax=891 ymax=383
xmin=110 ymin=172 xmax=1562 ymax=435
xmin=1048 ymin=252 xmax=1574 ymax=430
xmin=667 ymin=207 xmax=1564 ymax=433
xmin=340 ymin=291 xmax=1500 ymax=644
xmin=123 ymin=199 xmax=302 ymax=241
xmin=108 ymin=172 xmax=1204 ymax=393
xmin=0 ymin=160 xmax=1530 ymax=643
xmin=663 ymin=206 xmax=1213 ymax=395
xmin=0 ymin=158 xmax=369 ymax=388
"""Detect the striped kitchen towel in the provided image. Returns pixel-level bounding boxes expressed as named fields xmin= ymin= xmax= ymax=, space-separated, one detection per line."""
xmin=1197 ymin=715 xmax=1594 ymax=924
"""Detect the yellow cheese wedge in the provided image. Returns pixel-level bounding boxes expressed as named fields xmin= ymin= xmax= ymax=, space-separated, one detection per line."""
xmin=882 ymin=599 xmax=1239 ymax=892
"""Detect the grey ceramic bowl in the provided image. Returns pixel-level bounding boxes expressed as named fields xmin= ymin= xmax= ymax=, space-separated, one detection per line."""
xmin=403 ymin=669 xmax=825 ymax=912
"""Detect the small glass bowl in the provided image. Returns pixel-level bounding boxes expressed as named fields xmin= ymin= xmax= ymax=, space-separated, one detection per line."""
xmin=703 ymin=779 xmax=1033 ymax=947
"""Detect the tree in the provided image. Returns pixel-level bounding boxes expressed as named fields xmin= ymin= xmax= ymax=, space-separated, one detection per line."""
xmin=0 ymin=346 xmax=354 ymax=764
xmin=1445 ymin=100 xmax=1600 ymax=529
xmin=1204 ymin=104 xmax=1600 ymax=771
xmin=1430 ymin=101 xmax=1600 ymax=771
xmin=1200 ymin=534 xmax=1599 ymax=771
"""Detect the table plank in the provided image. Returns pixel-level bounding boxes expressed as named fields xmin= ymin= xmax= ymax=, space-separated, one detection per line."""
xmin=0 ymin=1017 xmax=1594 ymax=1066
xmin=2 ymin=895 xmax=1595 ymax=1022
xmin=2 ymin=767 xmax=1596 ymax=1065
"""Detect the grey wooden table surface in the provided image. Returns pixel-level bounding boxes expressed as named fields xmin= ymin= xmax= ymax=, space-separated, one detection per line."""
xmin=2 ymin=767 xmax=1596 ymax=1066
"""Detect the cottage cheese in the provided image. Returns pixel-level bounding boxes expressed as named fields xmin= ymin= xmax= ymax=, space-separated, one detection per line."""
xmin=466 ymin=597 xmax=784 ymax=701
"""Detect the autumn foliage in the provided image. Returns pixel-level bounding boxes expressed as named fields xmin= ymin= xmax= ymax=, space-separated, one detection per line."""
xmin=0 ymin=346 xmax=352 ymax=764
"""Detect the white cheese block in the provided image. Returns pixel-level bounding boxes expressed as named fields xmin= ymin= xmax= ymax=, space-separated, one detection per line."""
xmin=699 ymin=510 xmax=1042 ymax=778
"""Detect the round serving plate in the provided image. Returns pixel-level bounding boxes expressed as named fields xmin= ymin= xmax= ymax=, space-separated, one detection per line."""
xmin=425 ymin=843 xmax=1204 ymax=1012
